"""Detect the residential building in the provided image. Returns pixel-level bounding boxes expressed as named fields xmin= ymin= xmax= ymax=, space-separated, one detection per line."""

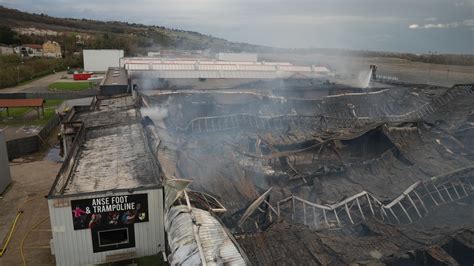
xmin=21 ymin=44 xmax=43 ymax=57
xmin=42 ymin=41 xmax=62 ymax=58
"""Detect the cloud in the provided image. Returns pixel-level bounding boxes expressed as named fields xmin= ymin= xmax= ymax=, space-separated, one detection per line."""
xmin=409 ymin=19 xmax=474 ymax=29
xmin=1 ymin=0 xmax=473 ymax=53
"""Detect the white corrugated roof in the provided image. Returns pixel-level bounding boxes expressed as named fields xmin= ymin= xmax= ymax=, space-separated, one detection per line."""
xmin=166 ymin=205 xmax=247 ymax=265
xmin=121 ymin=57 xmax=293 ymax=66
xmin=130 ymin=70 xmax=304 ymax=79
xmin=123 ymin=57 xmax=330 ymax=78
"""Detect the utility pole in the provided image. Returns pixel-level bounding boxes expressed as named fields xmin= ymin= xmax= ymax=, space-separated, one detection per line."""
xmin=428 ymin=51 xmax=437 ymax=85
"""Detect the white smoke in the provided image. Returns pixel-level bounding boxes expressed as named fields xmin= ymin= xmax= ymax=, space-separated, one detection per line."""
xmin=141 ymin=106 xmax=169 ymax=122
xmin=409 ymin=19 xmax=474 ymax=29
xmin=356 ymin=69 xmax=372 ymax=89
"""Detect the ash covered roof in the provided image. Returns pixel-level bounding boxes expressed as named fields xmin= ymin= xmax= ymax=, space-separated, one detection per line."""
xmin=102 ymin=67 xmax=128 ymax=86
xmin=49 ymin=95 xmax=160 ymax=197
xmin=62 ymin=123 xmax=159 ymax=195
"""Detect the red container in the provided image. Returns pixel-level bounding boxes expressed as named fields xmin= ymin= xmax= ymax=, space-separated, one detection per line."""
xmin=73 ymin=73 xmax=93 ymax=80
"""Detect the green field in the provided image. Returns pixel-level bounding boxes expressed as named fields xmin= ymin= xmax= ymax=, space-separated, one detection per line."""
xmin=0 ymin=99 xmax=63 ymax=125
xmin=48 ymin=81 xmax=93 ymax=91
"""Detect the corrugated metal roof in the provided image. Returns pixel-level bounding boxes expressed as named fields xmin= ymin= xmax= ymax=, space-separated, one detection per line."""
xmin=0 ymin=98 xmax=44 ymax=107
xmin=165 ymin=205 xmax=247 ymax=265
xmin=130 ymin=70 xmax=319 ymax=79
xmin=126 ymin=64 xmax=329 ymax=79
xmin=122 ymin=57 xmax=293 ymax=66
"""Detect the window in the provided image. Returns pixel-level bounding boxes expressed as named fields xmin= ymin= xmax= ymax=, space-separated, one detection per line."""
xmin=91 ymin=224 xmax=135 ymax=253
xmin=98 ymin=228 xmax=129 ymax=247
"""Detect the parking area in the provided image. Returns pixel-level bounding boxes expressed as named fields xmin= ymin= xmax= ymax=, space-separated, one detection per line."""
xmin=0 ymin=151 xmax=60 ymax=266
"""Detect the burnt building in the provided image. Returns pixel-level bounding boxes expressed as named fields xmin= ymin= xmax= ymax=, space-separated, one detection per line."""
xmin=48 ymin=96 xmax=165 ymax=265
xmin=141 ymin=80 xmax=474 ymax=264
xmin=48 ymin=54 xmax=474 ymax=265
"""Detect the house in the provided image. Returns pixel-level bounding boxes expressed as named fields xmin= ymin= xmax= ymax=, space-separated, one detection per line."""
xmin=20 ymin=44 xmax=43 ymax=57
xmin=42 ymin=41 xmax=62 ymax=58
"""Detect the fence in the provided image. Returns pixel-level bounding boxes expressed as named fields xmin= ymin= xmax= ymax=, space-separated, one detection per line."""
xmin=0 ymin=90 xmax=98 ymax=100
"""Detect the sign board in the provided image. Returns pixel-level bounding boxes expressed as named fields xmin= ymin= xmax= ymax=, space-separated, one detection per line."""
xmin=71 ymin=194 xmax=148 ymax=230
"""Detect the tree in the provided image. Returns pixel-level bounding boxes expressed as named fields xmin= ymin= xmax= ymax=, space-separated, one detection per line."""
xmin=0 ymin=25 xmax=20 ymax=45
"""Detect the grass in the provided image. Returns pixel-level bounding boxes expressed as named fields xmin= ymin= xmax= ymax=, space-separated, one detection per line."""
xmin=1 ymin=106 xmax=30 ymax=118
xmin=0 ymin=99 xmax=63 ymax=126
xmin=48 ymin=81 xmax=93 ymax=91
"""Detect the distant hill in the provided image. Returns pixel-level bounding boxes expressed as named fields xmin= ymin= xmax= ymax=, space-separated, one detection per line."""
xmin=0 ymin=5 xmax=270 ymax=55
xmin=1 ymin=6 xmax=472 ymax=65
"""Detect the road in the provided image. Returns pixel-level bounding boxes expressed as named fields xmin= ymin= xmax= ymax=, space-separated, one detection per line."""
xmin=0 ymin=72 xmax=68 ymax=93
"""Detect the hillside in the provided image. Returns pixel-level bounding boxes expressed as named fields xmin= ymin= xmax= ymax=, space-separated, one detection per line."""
xmin=0 ymin=5 xmax=269 ymax=55
xmin=0 ymin=6 xmax=472 ymax=66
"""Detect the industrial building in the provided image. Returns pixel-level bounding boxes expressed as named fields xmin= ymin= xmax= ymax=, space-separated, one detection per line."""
xmin=48 ymin=96 xmax=165 ymax=265
xmin=47 ymin=54 xmax=474 ymax=265
xmin=83 ymin=49 xmax=124 ymax=72
xmin=121 ymin=57 xmax=331 ymax=93
xmin=218 ymin=52 xmax=258 ymax=62
xmin=99 ymin=67 xmax=129 ymax=96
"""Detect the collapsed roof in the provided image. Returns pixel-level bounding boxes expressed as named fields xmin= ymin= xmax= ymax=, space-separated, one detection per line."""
xmin=143 ymin=82 xmax=473 ymax=264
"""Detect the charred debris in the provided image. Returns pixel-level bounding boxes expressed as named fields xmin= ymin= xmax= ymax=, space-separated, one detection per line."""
xmin=136 ymin=74 xmax=474 ymax=264
xmin=138 ymin=75 xmax=474 ymax=265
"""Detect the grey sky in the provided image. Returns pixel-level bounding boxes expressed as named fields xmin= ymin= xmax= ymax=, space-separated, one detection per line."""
xmin=1 ymin=0 xmax=473 ymax=54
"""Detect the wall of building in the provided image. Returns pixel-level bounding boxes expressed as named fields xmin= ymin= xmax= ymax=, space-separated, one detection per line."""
xmin=0 ymin=132 xmax=12 ymax=193
xmin=0 ymin=46 xmax=14 ymax=55
xmin=48 ymin=188 xmax=165 ymax=266
xmin=42 ymin=41 xmax=62 ymax=58
xmin=218 ymin=53 xmax=258 ymax=62
xmin=100 ymin=85 xmax=129 ymax=96
xmin=83 ymin=50 xmax=124 ymax=72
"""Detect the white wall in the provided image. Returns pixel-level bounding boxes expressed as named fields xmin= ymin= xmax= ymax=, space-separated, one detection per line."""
xmin=83 ymin=50 xmax=124 ymax=72
xmin=0 ymin=47 xmax=14 ymax=55
xmin=48 ymin=189 xmax=165 ymax=266
xmin=218 ymin=53 xmax=258 ymax=62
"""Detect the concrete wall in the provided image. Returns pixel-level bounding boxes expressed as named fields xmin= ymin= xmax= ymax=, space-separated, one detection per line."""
xmin=84 ymin=50 xmax=124 ymax=72
xmin=48 ymin=189 xmax=165 ymax=266
xmin=6 ymin=114 xmax=60 ymax=159
xmin=6 ymin=136 xmax=39 ymax=160
xmin=0 ymin=132 xmax=12 ymax=193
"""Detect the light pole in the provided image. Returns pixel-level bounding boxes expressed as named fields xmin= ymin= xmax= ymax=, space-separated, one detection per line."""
xmin=17 ymin=61 xmax=24 ymax=85
xmin=428 ymin=51 xmax=437 ymax=85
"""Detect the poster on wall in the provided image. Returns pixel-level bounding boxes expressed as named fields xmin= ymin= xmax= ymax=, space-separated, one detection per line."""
xmin=71 ymin=194 xmax=149 ymax=230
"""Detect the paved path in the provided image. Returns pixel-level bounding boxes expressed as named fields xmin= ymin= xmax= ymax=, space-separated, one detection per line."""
xmin=0 ymin=72 xmax=68 ymax=93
